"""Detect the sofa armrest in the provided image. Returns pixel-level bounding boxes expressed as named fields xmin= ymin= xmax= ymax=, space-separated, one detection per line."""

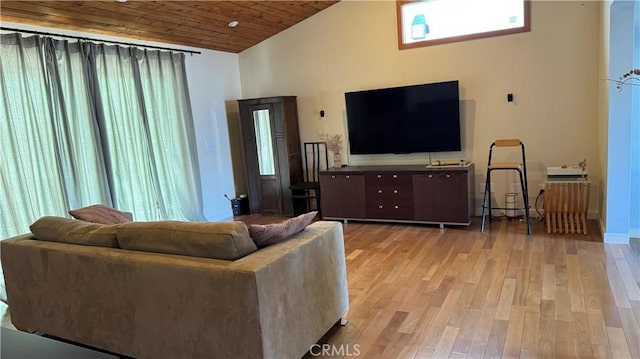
xmin=229 ymin=221 xmax=349 ymax=359
xmin=0 ymin=234 xmax=35 ymax=304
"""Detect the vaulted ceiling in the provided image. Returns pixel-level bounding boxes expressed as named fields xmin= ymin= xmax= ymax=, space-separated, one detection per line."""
xmin=0 ymin=1 xmax=340 ymax=53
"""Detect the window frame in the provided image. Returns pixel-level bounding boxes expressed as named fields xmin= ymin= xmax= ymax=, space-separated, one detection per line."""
xmin=396 ymin=0 xmax=531 ymax=50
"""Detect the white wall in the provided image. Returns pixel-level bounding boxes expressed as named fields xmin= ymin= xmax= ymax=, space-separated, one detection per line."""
xmin=630 ymin=2 xmax=640 ymax=238
xmin=238 ymin=1 xmax=602 ymax=217
xmin=600 ymin=0 xmax=640 ymax=242
xmin=185 ymin=51 xmax=242 ymax=221
xmin=597 ymin=1 xmax=611 ymax=236
xmin=605 ymin=2 xmax=635 ymax=243
xmin=1 ymin=22 xmax=241 ymax=221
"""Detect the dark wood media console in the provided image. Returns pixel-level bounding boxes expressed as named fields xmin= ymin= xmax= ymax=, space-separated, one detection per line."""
xmin=319 ymin=164 xmax=475 ymax=226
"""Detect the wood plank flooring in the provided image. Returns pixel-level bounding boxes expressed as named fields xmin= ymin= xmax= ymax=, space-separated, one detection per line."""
xmin=291 ymin=217 xmax=636 ymax=359
xmin=1 ymin=216 xmax=636 ymax=359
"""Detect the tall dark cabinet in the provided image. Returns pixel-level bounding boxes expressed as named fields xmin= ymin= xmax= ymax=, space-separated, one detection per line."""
xmin=238 ymin=96 xmax=303 ymax=216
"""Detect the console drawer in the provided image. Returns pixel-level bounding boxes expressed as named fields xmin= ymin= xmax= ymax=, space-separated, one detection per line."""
xmin=365 ymin=188 xmax=413 ymax=205
xmin=365 ymin=173 xmax=412 ymax=187
xmin=366 ymin=204 xmax=414 ymax=220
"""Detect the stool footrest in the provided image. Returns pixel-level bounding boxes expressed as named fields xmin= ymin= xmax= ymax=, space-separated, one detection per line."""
xmin=482 ymin=206 xmax=530 ymax=211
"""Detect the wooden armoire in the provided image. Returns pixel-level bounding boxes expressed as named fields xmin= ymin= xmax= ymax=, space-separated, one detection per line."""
xmin=237 ymin=96 xmax=303 ymax=216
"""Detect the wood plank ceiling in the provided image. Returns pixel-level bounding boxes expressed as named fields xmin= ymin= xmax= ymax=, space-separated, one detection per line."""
xmin=0 ymin=1 xmax=339 ymax=53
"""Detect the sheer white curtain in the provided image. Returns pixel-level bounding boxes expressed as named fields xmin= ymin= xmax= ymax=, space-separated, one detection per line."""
xmin=92 ymin=44 xmax=161 ymax=219
xmin=91 ymin=45 xmax=205 ymax=221
xmin=45 ymin=39 xmax=112 ymax=209
xmin=1 ymin=33 xmax=206 ymax=238
xmin=137 ymin=49 xmax=205 ymax=221
xmin=0 ymin=35 xmax=74 ymax=237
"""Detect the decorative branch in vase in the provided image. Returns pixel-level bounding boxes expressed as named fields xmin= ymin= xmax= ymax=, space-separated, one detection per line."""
xmin=319 ymin=132 xmax=344 ymax=168
xmin=610 ymin=68 xmax=640 ymax=90
xmin=578 ymin=159 xmax=587 ymax=180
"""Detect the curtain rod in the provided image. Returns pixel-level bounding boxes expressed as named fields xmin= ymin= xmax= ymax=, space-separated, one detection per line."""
xmin=0 ymin=27 xmax=201 ymax=55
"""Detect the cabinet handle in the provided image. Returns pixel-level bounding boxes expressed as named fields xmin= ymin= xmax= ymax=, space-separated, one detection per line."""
xmin=378 ymin=205 xmax=383 ymax=209
xmin=377 ymin=174 xmax=382 ymax=178
xmin=393 ymin=174 xmax=398 ymax=178
xmin=331 ymin=175 xmax=336 ymax=179
xmin=394 ymin=189 xmax=398 ymax=194
xmin=394 ymin=205 xmax=399 ymax=209
xmin=346 ymin=175 xmax=350 ymax=179
xmin=378 ymin=189 xmax=383 ymax=194
xmin=446 ymin=174 xmax=451 ymax=178
xmin=428 ymin=174 xmax=433 ymax=178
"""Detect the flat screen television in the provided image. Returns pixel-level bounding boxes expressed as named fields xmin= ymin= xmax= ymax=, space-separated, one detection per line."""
xmin=345 ymin=80 xmax=461 ymax=154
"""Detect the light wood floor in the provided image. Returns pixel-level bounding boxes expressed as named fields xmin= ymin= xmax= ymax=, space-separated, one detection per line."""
xmin=2 ymin=217 xmax=637 ymax=359
xmin=298 ymin=218 xmax=638 ymax=359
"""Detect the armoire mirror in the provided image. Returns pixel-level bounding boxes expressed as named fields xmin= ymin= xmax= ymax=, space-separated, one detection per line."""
xmin=252 ymin=109 xmax=275 ymax=176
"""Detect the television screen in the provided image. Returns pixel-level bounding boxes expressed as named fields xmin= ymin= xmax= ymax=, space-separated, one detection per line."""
xmin=345 ymin=80 xmax=461 ymax=154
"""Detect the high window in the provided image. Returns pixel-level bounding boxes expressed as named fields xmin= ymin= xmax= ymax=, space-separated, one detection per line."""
xmin=397 ymin=0 xmax=531 ymax=49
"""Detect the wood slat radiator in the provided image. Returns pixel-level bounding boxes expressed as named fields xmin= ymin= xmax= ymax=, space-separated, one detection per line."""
xmin=544 ymin=181 xmax=591 ymax=234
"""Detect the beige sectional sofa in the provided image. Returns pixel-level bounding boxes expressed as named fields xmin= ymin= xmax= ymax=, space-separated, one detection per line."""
xmin=1 ymin=219 xmax=349 ymax=359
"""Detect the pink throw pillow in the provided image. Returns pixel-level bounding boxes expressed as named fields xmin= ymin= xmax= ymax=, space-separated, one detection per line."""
xmin=248 ymin=211 xmax=318 ymax=248
xmin=69 ymin=204 xmax=131 ymax=225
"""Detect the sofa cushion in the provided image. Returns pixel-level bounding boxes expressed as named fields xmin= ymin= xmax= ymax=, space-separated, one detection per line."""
xmin=248 ymin=211 xmax=317 ymax=248
xmin=69 ymin=204 xmax=131 ymax=225
xmin=116 ymin=221 xmax=257 ymax=260
xmin=30 ymin=216 xmax=119 ymax=248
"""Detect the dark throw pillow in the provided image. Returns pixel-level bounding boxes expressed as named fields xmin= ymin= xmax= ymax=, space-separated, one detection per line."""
xmin=248 ymin=211 xmax=318 ymax=248
xmin=69 ymin=204 xmax=131 ymax=225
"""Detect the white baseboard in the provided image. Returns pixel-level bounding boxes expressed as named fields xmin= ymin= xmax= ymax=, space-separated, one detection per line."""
xmin=603 ymin=232 xmax=629 ymax=244
xmin=629 ymin=229 xmax=640 ymax=239
xmin=631 ymin=238 xmax=640 ymax=255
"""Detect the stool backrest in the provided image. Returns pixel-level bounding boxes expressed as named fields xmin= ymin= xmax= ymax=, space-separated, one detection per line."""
xmin=487 ymin=138 xmax=528 ymax=185
xmin=493 ymin=139 xmax=521 ymax=147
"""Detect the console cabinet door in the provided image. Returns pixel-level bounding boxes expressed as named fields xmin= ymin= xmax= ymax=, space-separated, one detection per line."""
xmin=412 ymin=173 xmax=442 ymax=221
xmin=320 ymin=174 xmax=365 ymax=219
xmin=440 ymin=172 xmax=469 ymax=223
xmin=413 ymin=171 xmax=470 ymax=223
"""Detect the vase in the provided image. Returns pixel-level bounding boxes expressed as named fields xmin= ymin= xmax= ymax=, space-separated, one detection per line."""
xmin=333 ymin=152 xmax=342 ymax=168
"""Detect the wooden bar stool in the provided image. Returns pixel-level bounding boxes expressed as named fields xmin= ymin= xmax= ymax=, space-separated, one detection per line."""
xmin=480 ymin=139 xmax=532 ymax=235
